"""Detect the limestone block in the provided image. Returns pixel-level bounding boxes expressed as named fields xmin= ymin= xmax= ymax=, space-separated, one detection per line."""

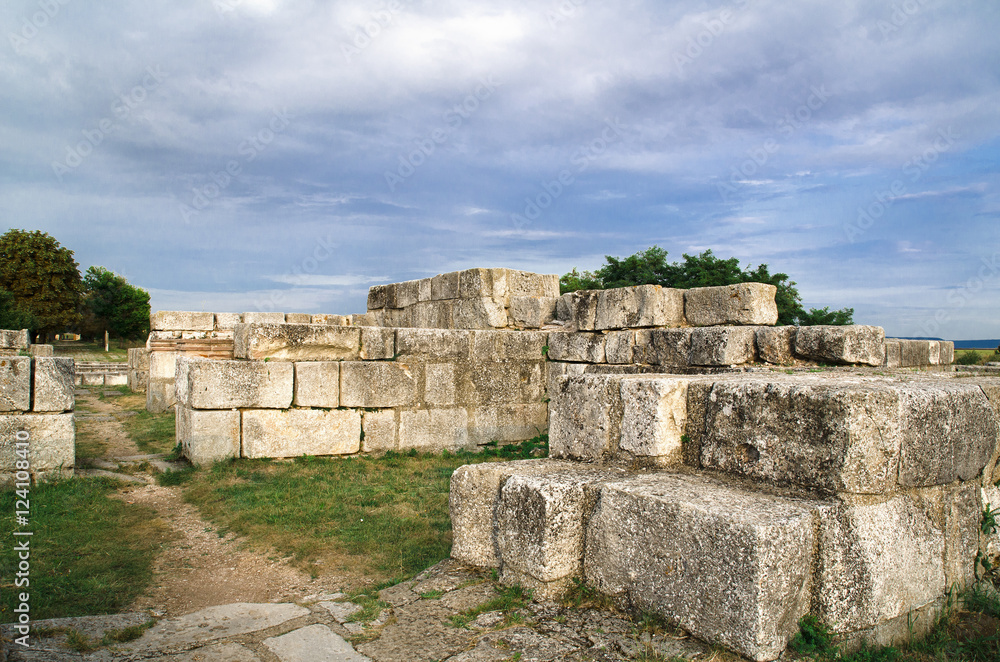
xmin=242 ymin=312 xmax=286 ymax=324
xmin=509 ymin=296 xmax=558 ymax=328
xmin=312 ymin=314 xmax=351 ymax=326
xmin=459 ymin=268 xmax=508 ymax=299
xmin=938 ymin=341 xmax=954 ymax=365
xmin=506 ymin=270 xmax=545 ymax=298
xmin=284 ymin=313 xmax=312 ymax=324
xmin=540 ymin=274 xmax=561 ymax=298
xmin=242 ymin=409 xmax=361 ymax=458
xmin=815 ymin=496 xmax=944 ymax=633
xmin=605 ymin=331 xmax=635 ymax=364
xmin=914 ymin=483 xmax=981 ymax=589
xmin=214 ymin=313 xmax=242 ymax=330
xmin=396 ymin=328 xmax=470 ymax=360
xmin=362 ymin=409 xmax=397 ymax=453
xmin=418 ymin=277 xmax=433 ymax=302
xmin=127 ymin=369 xmax=147 ymax=393
xmin=549 ymin=374 xmax=623 ymax=461
xmin=148 ymin=330 xmax=181 ymax=341
xmin=29 ymin=344 xmax=53 ymax=357
xmin=82 ymin=373 xmax=104 ymax=386
xmin=398 ymin=407 xmax=469 ymax=451
xmin=431 ymin=271 xmax=460 ymax=300
xmin=545 ymin=361 xmax=586 ymax=400
xmin=146 ymin=378 xmax=174 ymax=413
xmin=234 ymin=324 xmax=361 ymax=361
xmin=635 ymin=329 xmax=692 ymax=366
xmin=33 ymin=358 xmax=74 ymax=412
xmin=547 ymin=332 xmax=605 ymax=363
xmin=128 ymin=347 xmax=151 ymax=371
xmin=453 ymin=298 xmax=508 ymax=329
xmin=0 ymin=329 xmax=28 ymax=349
xmin=383 ymin=283 xmax=400 ymax=309
xmin=566 ymin=291 xmax=600 ymax=331
xmin=368 ymin=284 xmax=389 ymax=310
xmin=149 ymin=351 xmax=179 ymax=380
xmin=884 ymin=339 xmax=901 ymax=368
xmin=689 ymin=326 xmax=756 ymax=366
xmin=0 ymin=413 xmax=75 ymax=472
xmin=926 ymin=340 xmax=941 ymax=365
xmin=897 ymin=339 xmax=929 ymax=367
xmin=340 ymin=361 xmax=418 ymax=408
xmin=105 ymin=374 xmax=127 ymax=386
xmin=411 ymin=301 xmax=453 ymax=329
xmin=594 ymin=287 xmax=636 ymax=330
xmin=556 ymin=293 xmax=574 ymax=323
xmin=425 ymin=363 xmax=456 ymax=405
xmin=293 ymin=362 xmax=339 ymax=408
xmin=151 ymin=311 xmax=214 ymax=331
xmin=457 ymin=361 xmax=546 ymax=406
xmin=794 ymin=325 xmax=885 ymax=366
xmin=360 ymin=326 xmax=395 ymax=359
xmin=177 ymin=405 xmax=240 ymax=465
xmin=181 ymin=359 xmax=294 ymax=409
xmin=396 ymin=280 xmax=421 ymax=308
xmin=471 ymin=330 xmax=547 ymax=361
xmin=596 ymin=285 xmax=685 ymax=330
xmin=0 ymin=357 xmax=31 ymax=412
xmin=469 ymin=403 xmax=548 ymax=445
xmin=449 ymin=459 xmax=579 ymax=567
xmin=619 ymin=377 xmax=687 ymax=463
xmin=585 ymin=473 xmax=815 ymax=662
xmin=181 ymin=331 xmax=208 ymax=340
xmin=684 ymin=283 xmax=778 ymax=327
xmin=756 ymin=326 xmax=796 ymax=365
xmin=350 ymin=313 xmax=379 ymax=327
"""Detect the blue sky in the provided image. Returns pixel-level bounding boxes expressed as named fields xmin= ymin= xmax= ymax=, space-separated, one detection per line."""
xmin=1 ymin=0 xmax=998 ymax=339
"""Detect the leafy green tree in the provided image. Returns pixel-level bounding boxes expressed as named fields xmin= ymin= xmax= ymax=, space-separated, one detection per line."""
xmin=560 ymin=246 xmax=853 ymax=326
xmin=83 ymin=266 xmax=151 ymax=341
xmin=0 ymin=288 xmax=37 ymax=331
xmin=0 ymin=229 xmax=82 ymax=338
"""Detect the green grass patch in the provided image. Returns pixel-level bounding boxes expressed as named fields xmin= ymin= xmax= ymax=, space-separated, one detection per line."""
xmin=0 ymin=478 xmax=173 ymax=622
xmin=115 ymin=394 xmax=176 ymax=454
xmin=448 ymin=584 xmax=531 ymax=628
xmin=50 ymin=340 xmax=140 ymax=363
xmin=74 ymin=422 xmax=109 ymax=462
xmin=156 ymin=465 xmax=197 ymax=486
xmin=955 ymin=349 xmax=1000 ymax=366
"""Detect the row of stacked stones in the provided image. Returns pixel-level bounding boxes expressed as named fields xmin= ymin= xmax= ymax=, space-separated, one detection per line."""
xmin=0 ymin=329 xmax=75 ymax=485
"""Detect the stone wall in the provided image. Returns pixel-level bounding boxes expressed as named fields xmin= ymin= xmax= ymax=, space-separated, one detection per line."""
xmin=74 ymin=361 xmax=129 ymax=386
xmin=128 ymin=347 xmax=150 ymax=392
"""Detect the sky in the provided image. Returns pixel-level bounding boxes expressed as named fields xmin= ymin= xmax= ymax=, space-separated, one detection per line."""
xmin=1 ymin=0 xmax=998 ymax=339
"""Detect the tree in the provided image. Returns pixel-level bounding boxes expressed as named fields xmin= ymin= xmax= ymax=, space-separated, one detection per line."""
xmin=0 ymin=229 xmax=82 ymax=338
xmin=83 ymin=266 xmax=151 ymax=341
xmin=0 ymin=288 xmax=36 ymax=331
xmin=560 ymin=246 xmax=853 ymax=326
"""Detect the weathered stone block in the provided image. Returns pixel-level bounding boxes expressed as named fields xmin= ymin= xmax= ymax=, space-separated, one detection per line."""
xmin=689 ymin=326 xmax=756 ymax=366
xmin=425 ymin=363 xmax=456 ymax=405
xmin=177 ymin=405 xmax=240 ymax=465
xmin=596 ymin=285 xmax=685 ymax=330
xmin=340 ymin=362 xmax=418 ymax=408
xmin=398 ymin=407 xmax=469 ymax=451
xmin=897 ymin=339 xmax=930 ymax=367
xmin=459 ymin=268 xmax=508 ymax=299
xmin=360 ymin=326 xmax=395 ymax=359
xmin=311 ymin=314 xmax=351 ymax=326
xmin=540 ymin=274 xmax=560 ymax=297
xmin=453 ymin=298 xmax=507 ymax=329
xmin=82 ymin=373 xmax=104 ymax=386
xmin=431 ymin=271 xmax=460 ymax=300
xmin=368 ymin=284 xmax=389 ymax=310
xmin=362 ymin=410 xmax=397 ymax=453
xmin=0 ymin=357 xmax=31 ymax=412
xmin=507 ymin=270 xmax=549 ymax=298
xmin=585 ymin=473 xmax=815 ymax=662
xmin=410 ymin=301 xmax=453 ymax=329
xmin=815 ymin=496 xmax=944 ymax=633
xmin=471 ymin=330 xmax=547 ymax=361
xmin=180 ymin=359 xmax=294 ymax=409
xmin=884 ymin=339 xmax=901 ymax=368
xmin=547 ymin=332 xmax=605 ymax=363
xmin=509 ymin=296 xmax=558 ymax=328
xmin=214 ymin=313 xmax=242 ymax=330
xmin=684 ymin=283 xmax=778 ymax=327
xmin=914 ymin=483 xmax=981 ymax=589
xmin=234 ymin=324 xmax=361 ymax=361
xmin=383 ymin=283 xmax=400 ymax=309
xmin=635 ymin=329 xmax=692 ymax=366
xmin=396 ymin=329 xmax=470 ymax=360
xmin=146 ymin=378 xmax=174 ymax=413
xmin=605 ymin=331 xmax=635 ymax=364
xmin=128 ymin=347 xmax=151 ymax=371
xmin=619 ymin=377 xmax=687 ymax=463
xmin=28 ymin=344 xmax=53 ymax=357
xmin=417 ymin=278 xmax=432 ymax=302
xmin=938 ymin=341 xmax=954 ymax=365
xmin=0 ymin=413 xmax=74 ymax=473
xmin=284 ymin=313 xmax=312 ymax=324
xmin=149 ymin=351 xmax=179 ymax=380
xmin=350 ymin=312 xmax=379 ymax=327
xmin=293 ymin=362 xmax=340 ymax=408
xmin=396 ymin=280 xmax=421 ymax=308
xmin=457 ymin=361 xmax=545 ymax=406
xmin=549 ymin=375 xmax=623 ymax=461
xmin=151 ymin=311 xmax=214 ymax=331
xmin=242 ymin=409 xmax=361 ymax=458
xmin=546 ymin=361 xmax=586 ymax=400
xmin=0 ymin=329 xmax=28 ymax=349
xmin=756 ymin=326 xmax=796 ymax=365
xmin=926 ymin=340 xmax=942 ymax=365
xmin=469 ymin=403 xmax=548 ymax=445
xmin=566 ymin=291 xmax=600 ymax=331
xmin=794 ymin=325 xmax=885 ymax=366
xmin=33 ymin=358 xmax=74 ymax=413
xmin=127 ymin=369 xmax=147 ymax=393
xmin=242 ymin=312 xmax=286 ymax=325
xmin=105 ymin=374 xmax=127 ymax=386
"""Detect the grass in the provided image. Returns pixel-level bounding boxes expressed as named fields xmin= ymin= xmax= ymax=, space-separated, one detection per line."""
xmin=955 ymin=349 xmax=1000 ymax=366
xmin=115 ymin=393 xmax=177 ymax=454
xmin=448 ymin=584 xmax=531 ymax=628
xmin=0 ymin=477 xmax=174 ymax=623
xmin=49 ymin=339 xmax=143 ymax=363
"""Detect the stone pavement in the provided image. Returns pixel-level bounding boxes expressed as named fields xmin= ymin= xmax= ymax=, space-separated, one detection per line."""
xmin=1 ymin=561 xmax=711 ymax=662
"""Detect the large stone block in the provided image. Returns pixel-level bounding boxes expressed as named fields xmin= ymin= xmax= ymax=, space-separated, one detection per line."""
xmin=368 ymin=284 xmax=389 ymax=310
xmin=242 ymin=312 xmax=286 ymax=324
xmin=453 ymin=298 xmax=508 ymax=329
xmin=424 ymin=362 xmax=456 ymax=405
xmin=293 ymin=361 xmax=340 ymax=408
xmin=149 ymin=351 xmax=179 ymax=380
xmin=431 ymin=271 xmax=460 ymax=300
xmin=635 ymin=329 xmax=692 ymax=366
xmin=914 ymin=483 xmax=981 ymax=589
xmin=177 ymin=405 xmax=241 ymax=465
xmin=28 ymin=344 xmax=53 ymax=357
xmin=395 ymin=328 xmax=470 ymax=360
xmin=605 ymin=331 xmax=635 ymax=364
xmin=545 ymin=361 xmax=586 ymax=401
xmin=151 ymin=311 xmax=214 ymax=331
xmin=449 ymin=459 xmax=578 ymax=567
xmin=756 ymin=326 xmax=796 ymax=365
xmin=883 ymin=339 xmax=902 ymax=368
xmin=456 ymin=361 xmax=545 ymax=406
xmin=507 ymin=270 xmax=552 ymax=298
xmin=897 ymin=339 xmax=930 ymax=367
xmin=509 ymin=297 xmax=558 ymax=328
xmin=340 ymin=361 xmax=418 ymax=408
xmin=360 ymin=326 xmax=395 ymax=359
xmin=815 ymin=495 xmax=944 ymax=633
xmin=362 ymin=410 xmax=397 ymax=453
xmin=0 ymin=357 xmax=31 ymax=412
xmin=459 ymin=268 xmax=508 ymax=299
xmin=0 ymin=413 xmax=75 ymax=473
xmin=33 ymin=358 xmax=74 ymax=413
xmin=0 ymin=329 xmax=29 ymax=349
xmin=563 ymin=291 xmax=600 ymax=331
xmin=284 ymin=313 xmax=312 ymax=324
xmin=549 ymin=375 xmax=623 ymax=462
xmin=595 ymin=285 xmax=685 ymax=330
xmin=938 ymin=341 xmax=954 ymax=365
xmin=410 ymin=301 xmax=453 ymax=329
xmin=311 ymin=314 xmax=351 ymax=326
xmin=234 ymin=324 xmax=362 ymax=361
xmin=214 ymin=313 xmax=243 ymax=330
xmin=547 ymin=332 xmax=605 ymax=363
xmin=398 ymin=407 xmax=469 ymax=451
xmin=469 ymin=403 xmax=548 ymax=445
xmin=395 ymin=279 xmax=421 ymax=308
xmin=146 ymin=378 xmax=174 ymax=413
xmin=684 ymin=283 xmax=779 ymax=327
xmin=471 ymin=330 xmax=547 ymax=361
xmin=179 ymin=359 xmax=293 ymax=409
xmin=794 ymin=325 xmax=885 ymax=366
xmin=619 ymin=377 xmax=687 ymax=464
xmin=689 ymin=326 xmax=756 ymax=366
xmin=585 ymin=473 xmax=815 ymax=662
xmin=242 ymin=409 xmax=361 ymax=458
xmin=128 ymin=347 xmax=151 ymax=371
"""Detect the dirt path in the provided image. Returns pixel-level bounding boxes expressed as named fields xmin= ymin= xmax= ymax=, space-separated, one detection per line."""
xmin=73 ymin=389 xmax=347 ymax=617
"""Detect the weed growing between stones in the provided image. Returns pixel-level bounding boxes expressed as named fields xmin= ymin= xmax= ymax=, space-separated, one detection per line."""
xmin=561 ymin=577 xmax=615 ymax=610
xmin=448 ymin=584 xmax=532 ymax=628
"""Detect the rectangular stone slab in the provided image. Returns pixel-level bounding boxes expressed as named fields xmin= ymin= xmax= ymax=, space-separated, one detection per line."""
xmin=794 ymin=325 xmax=885 ymax=366
xmin=179 ymin=359 xmax=293 ymax=409
xmin=150 ymin=311 xmax=214 ymax=331
xmin=234 ymin=323 xmax=361 ymax=361
xmin=0 ymin=413 xmax=75 ymax=473
xmin=0 ymin=356 xmax=31 ymax=412
xmin=340 ymin=361 xmax=418 ymax=408
xmin=242 ymin=409 xmax=361 ymax=458
xmin=177 ymin=405 xmax=241 ymax=465
xmin=33 ymin=357 xmax=75 ymax=413
xmin=684 ymin=283 xmax=778 ymax=327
